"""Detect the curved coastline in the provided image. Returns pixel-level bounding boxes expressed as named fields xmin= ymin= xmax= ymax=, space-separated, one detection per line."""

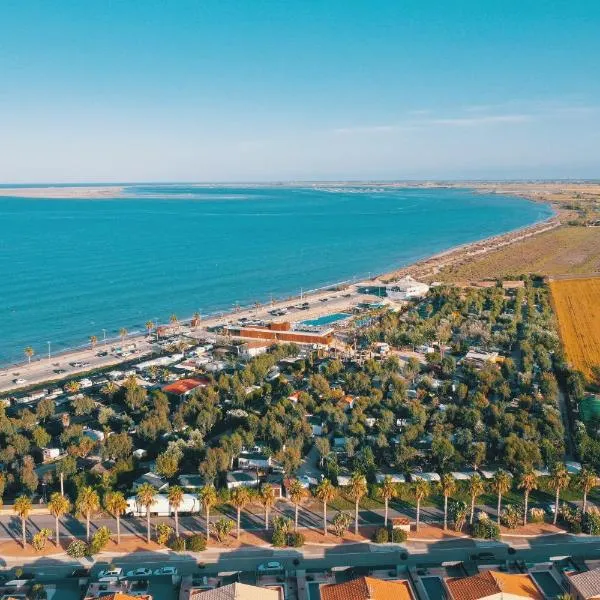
xmin=0 ymin=185 xmax=555 ymax=372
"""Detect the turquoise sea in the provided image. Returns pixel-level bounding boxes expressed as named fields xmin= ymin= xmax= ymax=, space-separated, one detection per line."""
xmin=0 ymin=185 xmax=552 ymax=364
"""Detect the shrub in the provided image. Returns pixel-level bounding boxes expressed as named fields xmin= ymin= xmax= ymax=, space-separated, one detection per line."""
xmin=272 ymin=528 xmax=287 ymax=547
xmin=66 ymin=539 xmax=89 ymax=558
xmin=89 ymin=526 xmax=111 ymax=555
xmin=582 ymin=509 xmax=600 ymax=535
xmin=391 ymin=528 xmax=407 ymax=543
xmin=332 ymin=511 xmax=352 ymax=537
xmin=287 ymin=532 xmax=305 ymax=547
xmin=449 ymin=500 xmax=468 ymax=532
xmin=156 ymin=522 xmax=174 ymax=546
xmin=32 ymin=529 xmax=52 ymax=552
xmin=373 ymin=527 xmax=389 ymax=544
xmin=471 ymin=513 xmax=500 ymax=540
xmin=213 ymin=517 xmax=235 ymax=542
xmin=186 ymin=534 xmax=207 ymax=552
xmin=500 ymin=504 xmax=521 ymax=529
xmin=169 ymin=536 xmax=186 ymax=552
xmin=529 ymin=507 xmax=546 ymax=524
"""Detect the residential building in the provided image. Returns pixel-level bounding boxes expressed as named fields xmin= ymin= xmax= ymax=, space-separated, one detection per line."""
xmin=183 ymin=582 xmax=282 ymax=600
xmin=568 ymin=567 xmax=600 ymax=599
xmin=162 ymin=378 xmax=208 ymax=400
xmin=178 ymin=474 xmax=205 ymax=491
xmin=132 ymin=472 xmax=169 ymax=492
xmin=320 ymin=576 xmax=415 ymax=600
xmin=445 ymin=570 xmax=543 ymax=599
xmin=226 ymin=470 xmax=259 ymax=489
xmin=238 ymin=451 xmax=271 ymax=470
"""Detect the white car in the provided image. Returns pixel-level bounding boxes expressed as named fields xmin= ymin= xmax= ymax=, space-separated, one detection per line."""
xmin=13 ymin=378 xmax=26 ymax=385
xmin=154 ymin=566 xmax=178 ymax=576
xmin=98 ymin=567 xmax=123 ymax=578
xmin=257 ymin=561 xmax=282 ymax=572
xmin=126 ymin=568 xmax=152 ymax=577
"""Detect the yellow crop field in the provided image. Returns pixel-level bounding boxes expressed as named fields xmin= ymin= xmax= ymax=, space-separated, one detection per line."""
xmin=549 ymin=277 xmax=600 ymax=379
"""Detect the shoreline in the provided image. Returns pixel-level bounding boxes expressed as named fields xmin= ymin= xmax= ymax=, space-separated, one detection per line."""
xmin=0 ymin=191 xmax=561 ymax=393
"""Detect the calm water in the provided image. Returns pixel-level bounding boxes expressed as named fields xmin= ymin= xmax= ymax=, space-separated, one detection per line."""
xmin=0 ymin=185 xmax=552 ymax=364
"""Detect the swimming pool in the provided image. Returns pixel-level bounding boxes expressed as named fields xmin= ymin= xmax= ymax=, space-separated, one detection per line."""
xmin=421 ymin=577 xmax=447 ymax=600
xmin=532 ymin=571 xmax=564 ymax=598
xmin=301 ymin=312 xmax=351 ymax=327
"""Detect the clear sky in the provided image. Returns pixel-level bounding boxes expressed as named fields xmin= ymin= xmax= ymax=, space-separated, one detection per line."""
xmin=1 ymin=0 xmax=599 ymax=182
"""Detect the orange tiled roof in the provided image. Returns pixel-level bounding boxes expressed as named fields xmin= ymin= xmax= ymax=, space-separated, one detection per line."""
xmin=320 ymin=576 xmax=414 ymax=600
xmin=163 ymin=378 xmax=207 ymax=394
xmin=89 ymin=594 xmax=151 ymax=600
xmin=446 ymin=571 xmax=543 ymax=599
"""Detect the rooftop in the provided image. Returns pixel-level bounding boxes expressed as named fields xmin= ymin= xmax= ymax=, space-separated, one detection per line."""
xmin=190 ymin=582 xmax=280 ymax=600
xmin=163 ymin=378 xmax=208 ymax=395
xmin=446 ymin=570 xmax=543 ymax=600
xmin=320 ymin=576 xmax=414 ymax=600
xmin=569 ymin=567 xmax=600 ymax=599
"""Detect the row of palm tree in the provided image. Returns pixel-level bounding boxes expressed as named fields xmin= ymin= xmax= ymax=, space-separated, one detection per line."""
xmin=10 ymin=464 xmax=596 ymax=548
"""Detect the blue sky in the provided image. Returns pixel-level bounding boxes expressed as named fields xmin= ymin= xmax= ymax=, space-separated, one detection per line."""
xmin=1 ymin=0 xmax=599 ymax=182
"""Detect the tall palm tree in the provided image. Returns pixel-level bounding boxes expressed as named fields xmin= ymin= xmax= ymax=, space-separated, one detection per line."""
xmin=89 ymin=335 xmax=97 ymax=349
xmin=348 ymin=472 xmax=367 ymax=535
xmin=315 ymin=479 xmax=336 ymax=537
xmin=577 ymin=468 xmax=597 ymax=514
xmin=492 ymin=470 xmax=512 ymax=527
xmin=14 ymin=495 xmax=32 ymax=548
xmin=230 ymin=487 xmax=251 ymax=539
xmin=169 ymin=314 xmax=178 ymax=329
xmin=24 ymin=346 xmax=34 ymax=366
xmin=48 ymin=492 xmax=70 ymax=547
xmin=468 ymin=474 xmax=485 ymax=526
xmin=145 ymin=320 xmax=155 ymax=336
xmin=439 ymin=473 xmax=456 ymax=531
xmin=412 ymin=479 xmax=430 ymax=532
xmin=518 ymin=470 xmax=538 ymax=526
xmin=119 ymin=327 xmax=128 ymax=342
xmin=104 ymin=490 xmax=127 ymax=545
xmin=287 ymin=479 xmax=306 ymax=532
xmin=199 ymin=484 xmax=218 ymax=542
xmin=136 ymin=483 xmax=157 ymax=543
xmin=550 ymin=463 xmax=570 ymax=525
xmin=379 ymin=475 xmax=396 ymax=528
xmin=101 ymin=381 xmax=118 ymax=399
xmin=260 ymin=484 xmax=278 ymax=531
xmin=76 ymin=486 xmax=100 ymax=541
xmin=168 ymin=486 xmax=185 ymax=538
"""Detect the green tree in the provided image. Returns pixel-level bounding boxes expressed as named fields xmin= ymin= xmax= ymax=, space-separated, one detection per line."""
xmin=348 ymin=472 xmax=367 ymax=535
xmin=412 ymin=479 xmax=429 ymax=532
xmin=76 ymin=486 xmax=100 ymax=541
xmin=379 ymin=475 xmax=396 ymax=528
xmin=287 ymin=479 xmax=306 ymax=532
xmin=260 ymin=484 xmax=278 ymax=531
xmin=199 ymin=484 xmax=218 ymax=542
xmin=439 ymin=473 xmax=457 ymax=531
xmin=14 ymin=495 xmax=32 ymax=547
xmin=104 ymin=490 xmax=127 ymax=545
xmin=577 ymin=468 xmax=597 ymax=514
xmin=167 ymin=486 xmax=185 ymax=538
xmin=518 ymin=470 xmax=538 ymax=526
xmin=48 ymin=492 xmax=70 ymax=547
xmin=24 ymin=346 xmax=34 ymax=365
xmin=315 ymin=479 xmax=336 ymax=537
xmin=492 ymin=470 xmax=512 ymax=527
xmin=550 ymin=463 xmax=570 ymax=525
xmin=468 ymin=474 xmax=485 ymax=526
xmin=230 ymin=487 xmax=251 ymax=539
xmin=213 ymin=517 xmax=234 ymax=543
xmin=136 ymin=482 xmax=157 ymax=543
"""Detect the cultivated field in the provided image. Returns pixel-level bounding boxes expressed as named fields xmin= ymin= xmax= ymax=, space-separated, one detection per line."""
xmin=434 ymin=226 xmax=600 ymax=282
xmin=549 ymin=277 xmax=600 ymax=379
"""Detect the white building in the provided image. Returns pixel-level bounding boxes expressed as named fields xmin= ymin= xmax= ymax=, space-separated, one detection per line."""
xmin=386 ymin=276 xmax=430 ymax=301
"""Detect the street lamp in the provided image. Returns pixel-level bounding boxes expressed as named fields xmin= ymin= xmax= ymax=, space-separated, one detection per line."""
xmin=47 ymin=341 xmax=51 ymax=361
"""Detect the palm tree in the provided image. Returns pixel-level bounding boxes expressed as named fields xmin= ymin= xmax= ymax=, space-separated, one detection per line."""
xmin=315 ymin=479 xmax=336 ymax=537
xmin=89 ymin=335 xmax=97 ymax=349
xmin=136 ymin=483 xmax=157 ymax=543
xmin=439 ymin=473 xmax=456 ymax=531
xmin=379 ymin=475 xmax=396 ymax=528
xmin=492 ymin=470 xmax=512 ymax=527
xmin=48 ymin=492 xmax=70 ymax=547
xmin=230 ymin=487 xmax=251 ymax=539
xmin=191 ymin=312 xmax=201 ymax=328
xmin=101 ymin=381 xmax=118 ymax=399
xmin=550 ymin=463 xmax=570 ymax=525
xmin=577 ymin=467 xmax=597 ymax=514
xmin=145 ymin=320 xmax=155 ymax=336
xmin=287 ymin=479 xmax=306 ymax=532
xmin=260 ymin=484 xmax=277 ymax=531
xmin=168 ymin=486 xmax=185 ymax=538
xmin=348 ymin=472 xmax=367 ymax=535
xmin=24 ymin=346 xmax=34 ymax=366
xmin=199 ymin=485 xmax=218 ymax=542
xmin=169 ymin=314 xmax=178 ymax=329
xmin=412 ymin=479 xmax=430 ymax=532
xmin=14 ymin=495 xmax=32 ymax=547
xmin=468 ymin=474 xmax=485 ymax=526
xmin=76 ymin=486 xmax=100 ymax=541
xmin=119 ymin=327 xmax=128 ymax=342
xmin=518 ymin=470 xmax=538 ymax=526
xmin=104 ymin=490 xmax=127 ymax=545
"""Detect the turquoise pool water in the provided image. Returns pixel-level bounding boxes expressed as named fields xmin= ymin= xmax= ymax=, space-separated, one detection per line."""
xmin=301 ymin=312 xmax=351 ymax=326
xmin=421 ymin=577 xmax=447 ymax=600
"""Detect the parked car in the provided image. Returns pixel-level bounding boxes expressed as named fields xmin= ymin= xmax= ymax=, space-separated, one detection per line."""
xmin=98 ymin=567 xmax=123 ymax=578
xmin=68 ymin=568 xmax=90 ymax=578
xmin=257 ymin=561 xmax=282 ymax=572
xmin=126 ymin=568 xmax=152 ymax=577
xmin=154 ymin=566 xmax=178 ymax=576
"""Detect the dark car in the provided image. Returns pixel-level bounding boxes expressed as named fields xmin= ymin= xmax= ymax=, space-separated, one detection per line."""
xmin=68 ymin=568 xmax=90 ymax=578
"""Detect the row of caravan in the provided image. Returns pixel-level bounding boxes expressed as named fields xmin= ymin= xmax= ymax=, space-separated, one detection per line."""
xmin=126 ymin=493 xmax=202 ymax=517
